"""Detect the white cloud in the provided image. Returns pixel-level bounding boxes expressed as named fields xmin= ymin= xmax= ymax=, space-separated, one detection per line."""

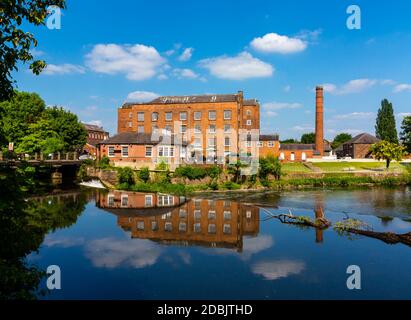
xmin=178 ymin=47 xmax=194 ymax=61
xmin=31 ymin=48 xmax=45 ymax=57
xmin=251 ymin=259 xmax=305 ymax=281
xmin=126 ymin=91 xmax=160 ymax=103
xmin=292 ymin=125 xmax=314 ymax=132
xmin=250 ymin=33 xmax=307 ymax=54
xmin=394 ymin=84 xmax=411 ymax=93
xmin=333 ymin=112 xmax=375 ymax=120
xmin=320 ymin=79 xmax=377 ymax=95
xmin=85 ymin=44 xmax=166 ymax=80
xmin=44 ymin=235 xmax=85 ymax=248
xmin=397 ymin=112 xmax=411 ymax=118
xmin=87 ymin=120 xmax=103 ymax=127
xmin=172 ymin=68 xmax=199 ymax=79
xmin=199 ymin=52 xmax=273 ymax=80
xmin=296 ymin=29 xmax=322 ymax=43
xmin=43 ymin=63 xmax=85 ymax=75
xmin=262 ymin=102 xmax=302 ymax=111
xmin=158 ymin=74 xmax=168 ymax=80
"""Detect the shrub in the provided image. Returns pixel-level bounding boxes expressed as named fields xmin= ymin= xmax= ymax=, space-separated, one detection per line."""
xmin=259 ymin=156 xmax=282 ymax=181
xmin=174 ymin=165 xmax=207 ymax=180
xmin=138 ymin=166 xmax=150 ymax=183
xmin=221 ymin=181 xmax=241 ymax=190
xmin=205 ymin=165 xmax=222 ymax=179
xmin=154 ymin=161 xmax=171 ymax=183
xmin=118 ymin=167 xmax=135 ymax=185
xmin=99 ymin=156 xmax=110 ymax=169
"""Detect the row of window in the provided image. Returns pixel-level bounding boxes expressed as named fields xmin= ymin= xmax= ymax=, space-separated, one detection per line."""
xmin=127 ymin=121 xmax=253 ymax=131
xmin=108 ymin=194 xmax=175 ymax=207
xmin=89 ymin=133 xmax=107 ymax=140
xmin=136 ymin=220 xmax=232 ymax=234
xmin=130 ymin=110 xmax=237 ymax=122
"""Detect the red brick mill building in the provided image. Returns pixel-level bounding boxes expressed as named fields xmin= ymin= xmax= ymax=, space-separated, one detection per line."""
xmin=98 ymin=86 xmax=330 ymax=167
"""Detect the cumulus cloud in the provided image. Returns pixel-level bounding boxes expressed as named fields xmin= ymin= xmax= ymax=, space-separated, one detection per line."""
xmin=85 ymin=44 xmax=166 ymax=80
xmin=262 ymin=102 xmax=302 ymax=111
xmin=126 ymin=91 xmax=160 ymax=102
xmin=250 ymin=33 xmax=307 ymax=54
xmin=43 ymin=63 xmax=85 ymax=75
xmin=87 ymin=120 xmax=103 ymax=127
xmin=241 ymin=235 xmax=274 ymax=260
xmin=333 ymin=112 xmax=375 ymax=120
xmin=397 ymin=112 xmax=411 ymax=118
xmin=321 ymin=79 xmax=377 ymax=95
xmin=178 ymin=47 xmax=194 ymax=61
xmin=172 ymin=68 xmax=200 ymax=79
xmin=44 ymin=235 xmax=85 ymax=248
xmin=199 ymin=52 xmax=273 ymax=80
xmin=292 ymin=125 xmax=314 ymax=132
xmin=393 ymin=84 xmax=411 ymax=93
xmin=85 ymin=238 xmax=162 ymax=269
xmin=251 ymin=259 xmax=305 ymax=281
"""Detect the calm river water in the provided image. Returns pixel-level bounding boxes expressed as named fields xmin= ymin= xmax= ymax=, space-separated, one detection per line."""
xmin=27 ymin=187 xmax=411 ymax=300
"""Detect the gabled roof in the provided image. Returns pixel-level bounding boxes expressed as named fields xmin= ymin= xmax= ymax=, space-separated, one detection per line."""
xmin=344 ymin=133 xmax=380 ymax=145
xmin=83 ymin=123 xmax=107 ymax=132
xmin=99 ymin=132 xmax=187 ymax=145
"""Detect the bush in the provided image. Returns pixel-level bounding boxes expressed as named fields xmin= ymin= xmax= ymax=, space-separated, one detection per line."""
xmin=259 ymin=156 xmax=282 ymax=181
xmin=205 ymin=165 xmax=222 ymax=179
xmin=174 ymin=165 xmax=207 ymax=180
xmin=221 ymin=181 xmax=241 ymax=190
xmin=138 ymin=166 xmax=150 ymax=183
xmin=99 ymin=156 xmax=110 ymax=169
xmin=154 ymin=161 xmax=171 ymax=183
xmin=118 ymin=167 xmax=135 ymax=185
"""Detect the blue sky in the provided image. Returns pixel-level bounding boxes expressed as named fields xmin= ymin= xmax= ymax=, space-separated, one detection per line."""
xmin=14 ymin=0 xmax=411 ymax=139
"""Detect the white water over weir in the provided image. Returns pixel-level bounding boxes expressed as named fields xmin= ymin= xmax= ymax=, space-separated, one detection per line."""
xmin=79 ymin=179 xmax=106 ymax=189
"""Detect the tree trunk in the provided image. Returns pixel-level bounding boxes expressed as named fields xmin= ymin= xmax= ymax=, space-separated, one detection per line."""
xmin=386 ymin=159 xmax=391 ymax=170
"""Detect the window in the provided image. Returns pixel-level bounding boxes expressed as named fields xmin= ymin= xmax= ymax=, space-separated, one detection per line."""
xmin=193 ymin=223 xmax=201 ymax=233
xmin=108 ymin=195 xmax=114 ymax=207
xmin=208 ymin=138 xmax=216 ymax=147
xmin=246 ymin=110 xmax=251 ymax=116
xmin=180 ymin=112 xmax=187 ymax=121
xmin=137 ymin=112 xmax=145 ymax=122
xmin=194 ymin=111 xmax=202 ymax=120
xmin=223 ymin=224 xmax=231 ymax=234
xmin=194 ymin=210 xmax=201 ymax=220
xmin=138 ymin=125 xmax=144 ymax=133
xmin=145 ymin=146 xmax=153 ymax=157
xmin=246 ymin=141 xmax=251 ymax=147
xmin=158 ymin=194 xmax=174 ymax=206
xmin=145 ymin=195 xmax=153 ymax=207
xmin=164 ymin=222 xmax=172 ymax=232
xmin=246 ymin=120 xmax=252 ymax=126
xmin=208 ymin=210 xmax=216 ymax=220
xmin=194 ymin=138 xmax=202 ymax=147
xmin=246 ymin=210 xmax=252 ymax=219
xmin=121 ymin=194 xmax=128 ymax=207
xmin=208 ymin=125 xmax=216 ymax=134
xmin=208 ymin=224 xmax=216 ymax=234
xmin=224 ymin=211 xmax=232 ymax=220
xmin=152 ymin=112 xmax=159 ymax=122
xmin=224 ymin=137 xmax=231 ymax=147
xmin=165 ymin=112 xmax=173 ymax=121
xmin=194 ymin=199 xmax=201 ymax=209
xmin=165 ymin=124 xmax=172 ymax=133
xmin=179 ymin=209 xmax=187 ymax=219
xmin=279 ymin=152 xmax=285 ymax=160
xmin=268 ymin=141 xmax=274 ymax=147
xmin=128 ymin=121 xmax=132 ymax=128
xmin=151 ymin=221 xmax=158 ymax=231
xmin=179 ymin=222 xmax=187 ymax=232
xmin=257 ymin=141 xmax=263 ymax=147
xmin=108 ymin=146 xmax=115 ymax=157
xmin=181 ymin=125 xmax=187 ymax=134
xmin=302 ymin=152 xmax=307 ymax=161
xmin=129 ymin=112 xmax=132 ymax=119
xmin=291 ymin=152 xmax=295 ymax=161
xmin=137 ymin=221 xmax=145 ymax=231
xmin=158 ymin=146 xmax=175 ymax=157
xmin=208 ymin=110 xmax=216 ymax=120
xmin=224 ymin=110 xmax=232 ymax=120
xmin=121 ymin=146 xmax=129 ymax=157
xmin=194 ymin=124 xmax=201 ymax=134
xmin=224 ymin=124 xmax=231 ymax=133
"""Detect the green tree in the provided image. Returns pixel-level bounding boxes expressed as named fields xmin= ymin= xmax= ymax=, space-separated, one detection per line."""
xmin=227 ymin=160 xmax=248 ymax=183
xmin=332 ymin=133 xmax=352 ymax=149
xmin=0 ymin=0 xmax=66 ymax=101
xmin=259 ymin=156 xmax=282 ymax=181
xmin=281 ymin=138 xmax=299 ymax=144
xmin=400 ymin=116 xmax=411 ymax=153
xmin=300 ymin=132 xmax=315 ymax=144
xmin=118 ymin=167 xmax=135 ymax=185
xmin=369 ymin=141 xmax=406 ymax=169
xmin=138 ymin=167 xmax=150 ymax=183
xmin=375 ymin=99 xmax=398 ymax=143
xmin=0 ymin=91 xmax=45 ymax=145
xmin=44 ymin=106 xmax=87 ymax=151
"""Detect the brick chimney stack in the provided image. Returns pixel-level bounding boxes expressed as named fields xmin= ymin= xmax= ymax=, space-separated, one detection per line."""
xmin=315 ymin=86 xmax=324 ymax=156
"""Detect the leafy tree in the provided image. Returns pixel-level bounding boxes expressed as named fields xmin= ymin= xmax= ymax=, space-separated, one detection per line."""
xmin=118 ymin=167 xmax=135 ymax=186
xmin=227 ymin=160 xmax=248 ymax=183
xmin=375 ymin=99 xmax=398 ymax=143
xmin=259 ymin=156 xmax=282 ymax=181
xmin=281 ymin=138 xmax=299 ymax=144
xmin=300 ymin=132 xmax=315 ymax=144
xmin=0 ymin=91 xmax=45 ymax=144
xmin=0 ymin=0 xmax=66 ymax=101
xmin=138 ymin=167 xmax=150 ymax=183
xmin=44 ymin=106 xmax=87 ymax=151
xmin=369 ymin=141 xmax=406 ymax=169
xmin=332 ymin=133 xmax=352 ymax=149
xmin=400 ymin=116 xmax=411 ymax=153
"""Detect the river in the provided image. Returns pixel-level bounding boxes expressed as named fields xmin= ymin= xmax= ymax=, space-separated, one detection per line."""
xmin=16 ymin=187 xmax=411 ymax=299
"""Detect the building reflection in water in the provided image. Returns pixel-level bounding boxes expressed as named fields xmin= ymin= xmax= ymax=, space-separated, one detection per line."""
xmin=96 ymin=191 xmax=259 ymax=252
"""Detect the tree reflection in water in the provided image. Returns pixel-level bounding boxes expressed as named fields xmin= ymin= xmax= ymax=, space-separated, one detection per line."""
xmin=0 ymin=168 xmax=87 ymax=300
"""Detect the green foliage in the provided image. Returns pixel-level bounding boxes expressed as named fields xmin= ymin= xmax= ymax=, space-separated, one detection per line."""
xmin=332 ymin=133 xmax=352 ymax=149
xmin=375 ymin=99 xmax=398 ymax=143
xmin=259 ymin=156 xmax=282 ymax=181
xmin=98 ymin=156 xmax=111 ymax=169
xmin=334 ymin=219 xmax=370 ymax=235
xmin=154 ymin=161 xmax=171 ymax=183
xmin=370 ymin=141 xmax=406 ymax=169
xmin=174 ymin=165 xmax=222 ymax=180
xmin=138 ymin=167 xmax=150 ymax=183
xmin=117 ymin=167 xmax=135 ymax=186
xmin=0 ymin=0 xmax=67 ymax=101
xmin=227 ymin=160 xmax=248 ymax=183
xmin=205 ymin=165 xmax=222 ymax=179
xmin=300 ymin=132 xmax=316 ymax=144
xmin=124 ymin=182 xmax=186 ymax=196
xmin=400 ymin=116 xmax=411 ymax=153
xmin=221 ymin=181 xmax=241 ymax=190
xmin=281 ymin=139 xmax=299 ymax=144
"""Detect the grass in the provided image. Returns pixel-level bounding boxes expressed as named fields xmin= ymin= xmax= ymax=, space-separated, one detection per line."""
xmin=312 ymin=161 xmax=406 ymax=173
xmin=282 ymin=162 xmax=312 ymax=173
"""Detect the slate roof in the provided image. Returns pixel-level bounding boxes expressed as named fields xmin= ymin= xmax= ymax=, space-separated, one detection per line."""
xmin=344 ymin=133 xmax=380 ymax=145
xmin=99 ymin=132 xmax=187 ymax=145
xmin=83 ymin=123 xmax=108 ymax=133
xmin=244 ymin=99 xmax=259 ymax=106
xmin=259 ymin=134 xmax=279 ymax=141
xmin=280 ymin=144 xmax=316 ymax=151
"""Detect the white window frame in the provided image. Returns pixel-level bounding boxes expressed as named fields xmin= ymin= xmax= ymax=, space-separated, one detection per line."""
xmin=158 ymin=194 xmax=174 ymax=206
xmin=108 ymin=194 xmax=115 ymax=207
xmin=180 ymin=112 xmax=187 ymax=121
xmin=208 ymin=125 xmax=216 ymax=134
xmin=152 ymin=112 xmax=159 ymax=122
xmin=137 ymin=221 xmax=145 ymax=231
xmin=224 ymin=110 xmax=232 ymax=120
xmin=121 ymin=145 xmax=129 ymax=158
xmin=108 ymin=146 xmax=115 ymax=157
xmin=246 ymin=119 xmax=252 ymax=126
xmin=224 ymin=137 xmax=231 ymax=147
xmin=137 ymin=112 xmax=145 ymax=122
xmin=158 ymin=146 xmax=175 ymax=158
xmin=145 ymin=195 xmax=153 ymax=207
xmin=194 ymin=111 xmax=202 ymax=121
xmin=165 ymin=112 xmax=173 ymax=121
xmin=121 ymin=194 xmax=129 ymax=207
xmin=208 ymin=110 xmax=216 ymax=121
